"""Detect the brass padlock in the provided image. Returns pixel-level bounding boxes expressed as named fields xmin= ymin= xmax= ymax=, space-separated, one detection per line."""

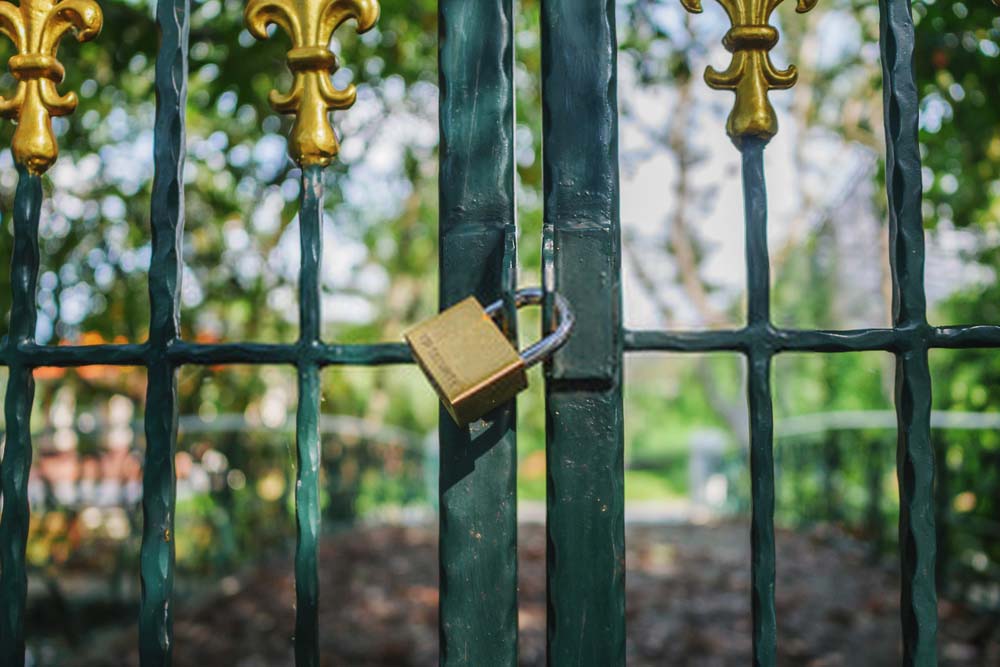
xmin=405 ymin=287 xmax=574 ymax=425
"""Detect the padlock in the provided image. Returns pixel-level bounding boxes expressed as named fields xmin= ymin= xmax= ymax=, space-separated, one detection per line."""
xmin=404 ymin=287 xmax=574 ymax=425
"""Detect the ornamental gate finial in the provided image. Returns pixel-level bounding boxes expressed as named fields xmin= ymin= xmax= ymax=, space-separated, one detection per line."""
xmin=0 ymin=0 xmax=102 ymax=174
xmin=244 ymin=0 xmax=379 ymax=166
xmin=682 ymin=0 xmax=817 ymax=145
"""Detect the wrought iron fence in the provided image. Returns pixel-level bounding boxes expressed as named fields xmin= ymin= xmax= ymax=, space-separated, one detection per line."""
xmin=720 ymin=417 xmax=1000 ymax=614
xmin=0 ymin=0 xmax=996 ymax=665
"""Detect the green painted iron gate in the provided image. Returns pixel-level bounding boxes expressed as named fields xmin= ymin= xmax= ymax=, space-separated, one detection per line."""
xmin=0 ymin=0 xmax=995 ymax=664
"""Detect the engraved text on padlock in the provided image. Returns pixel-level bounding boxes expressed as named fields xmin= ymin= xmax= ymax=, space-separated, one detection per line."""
xmin=405 ymin=297 xmax=528 ymax=425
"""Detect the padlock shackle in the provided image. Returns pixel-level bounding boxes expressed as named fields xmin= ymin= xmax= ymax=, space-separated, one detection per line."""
xmin=483 ymin=287 xmax=575 ymax=368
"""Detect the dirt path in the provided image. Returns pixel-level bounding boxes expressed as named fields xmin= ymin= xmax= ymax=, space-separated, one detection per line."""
xmin=80 ymin=521 xmax=999 ymax=666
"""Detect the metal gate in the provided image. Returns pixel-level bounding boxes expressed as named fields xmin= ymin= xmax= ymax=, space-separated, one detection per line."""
xmin=0 ymin=0 xmax=992 ymax=664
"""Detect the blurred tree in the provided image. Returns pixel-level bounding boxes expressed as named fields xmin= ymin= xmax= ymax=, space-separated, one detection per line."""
xmin=0 ymin=0 xmax=999 ymax=504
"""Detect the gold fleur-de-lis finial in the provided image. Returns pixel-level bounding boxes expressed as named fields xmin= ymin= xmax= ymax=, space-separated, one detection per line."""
xmin=0 ymin=0 xmax=102 ymax=174
xmin=682 ymin=0 xmax=817 ymax=145
xmin=245 ymin=0 xmax=379 ymax=166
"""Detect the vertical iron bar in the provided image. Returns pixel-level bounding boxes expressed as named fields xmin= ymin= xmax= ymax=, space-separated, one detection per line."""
xmin=742 ymin=138 xmax=777 ymax=667
xmin=540 ymin=0 xmax=625 ymax=663
xmin=140 ymin=0 xmax=188 ymax=660
xmin=744 ymin=141 xmax=770 ymax=328
xmin=747 ymin=352 xmax=775 ymax=666
xmin=0 ymin=167 xmax=41 ymax=666
xmin=879 ymin=0 xmax=937 ymax=664
xmin=437 ymin=0 xmax=518 ymax=660
xmin=295 ymin=165 xmax=324 ymax=667
xmin=893 ymin=348 xmax=935 ymax=665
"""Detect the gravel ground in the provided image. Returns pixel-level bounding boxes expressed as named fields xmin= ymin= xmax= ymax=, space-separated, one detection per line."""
xmin=77 ymin=521 xmax=999 ymax=666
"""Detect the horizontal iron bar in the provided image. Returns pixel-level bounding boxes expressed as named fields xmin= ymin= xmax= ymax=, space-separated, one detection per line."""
xmin=623 ymin=324 xmax=1000 ymax=354
xmin=170 ymin=341 xmax=412 ymax=366
xmin=7 ymin=343 xmax=148 ymax=366
xmin=0 ymin=341 xmax=412 ymax=367
xmin=931 ymin=325 xmax=1000 ymax=348
xmin=0 ymin=325 xmax=996 ymax=367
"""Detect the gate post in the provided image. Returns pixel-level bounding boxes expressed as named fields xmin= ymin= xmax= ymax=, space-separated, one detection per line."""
xmin=540 ymin=0 xmax=625 ymax=663
xmin=438 ymin=0 xmax=519 ymax=663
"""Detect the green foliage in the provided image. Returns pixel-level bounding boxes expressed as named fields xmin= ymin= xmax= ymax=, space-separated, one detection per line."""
xmin=915 ymin=0 xmax=1000 ymax=231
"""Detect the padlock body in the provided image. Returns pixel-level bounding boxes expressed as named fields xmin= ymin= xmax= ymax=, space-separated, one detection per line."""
xmin=405 ymin=297 xmax=527 ymax=424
